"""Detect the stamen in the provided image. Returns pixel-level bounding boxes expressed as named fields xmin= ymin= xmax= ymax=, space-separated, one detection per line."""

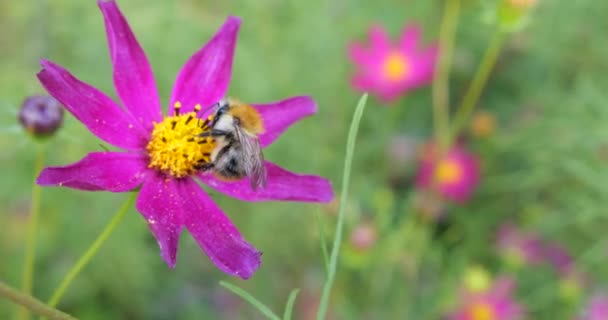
xmin=174 ymin=101 xmax=182 ymax=115
xmin=146 ymin=110 xmax=215 ymax=178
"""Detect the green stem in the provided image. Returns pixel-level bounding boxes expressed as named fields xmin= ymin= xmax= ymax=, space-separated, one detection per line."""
xmin=315 ymin=209 xmax=330 ymax=275
xmin=0 ymin=281 xmax=77 ymax=320
xmin=432 ymin=0 xmax=461 ymax=151
xmin=450 ymin=30 xmax=505 ymax=142
xmin=47 ymin=192 xmax=137 ymax=307
xmin=17 ymin=147 xmax=45 ymax=320
xmin=317 ymin=94 xmax=368 ymax=320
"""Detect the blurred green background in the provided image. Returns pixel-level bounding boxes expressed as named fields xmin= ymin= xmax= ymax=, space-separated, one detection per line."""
xmin=2 ymin=0 xmax=608 ymax=319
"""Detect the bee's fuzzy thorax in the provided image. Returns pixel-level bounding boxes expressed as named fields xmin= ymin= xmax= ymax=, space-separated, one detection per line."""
xmin=229 ymin=103 xmax=264 ymax=135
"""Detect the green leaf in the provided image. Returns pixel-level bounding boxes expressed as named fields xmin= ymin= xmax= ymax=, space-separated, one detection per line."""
xmin=282 ymin=288 xmax=300 ymax=320
xmin=317 ymin=94 xmax=368 ymax=320
xmin=219 ymin=281 xmax=280 ymax=320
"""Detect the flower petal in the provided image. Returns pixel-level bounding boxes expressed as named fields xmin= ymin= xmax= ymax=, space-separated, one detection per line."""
xmin=252 ymin=96 xmax=317 ymax=148
xmin=369 ymin=25 xmax=390 ymax=54
xmin=348 ymin=42 xmax=373 ymax=66
xmin=170 ymin=17 xmax=241 ymax=115
xmin=181 ymin=178 xmax=261 ymax=279
xmin=37 ymin=151 xmax=149 ymax=192
xmin=37 ymin=60 xmax=148 ymax=150
xmin=399 ymin=24 xmax=421 ymax=52
xmin=99 ymin=0 xmax=162 ymax=129
xmin=198 ymin=161 xmax=334 ymax=203
xmin=136 ymin=173 xmax=184 ymax=268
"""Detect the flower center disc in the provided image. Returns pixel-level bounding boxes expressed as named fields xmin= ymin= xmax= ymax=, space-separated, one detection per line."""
xmin=468 ymin=302 xmax=496 ymax=320
xmin=146 ymin=111 xmax=215 ymax=178
xmin=382 ymin=52 xmax=409 ymax=82
xmin=434 ymin=159 xmax=463 ymax=185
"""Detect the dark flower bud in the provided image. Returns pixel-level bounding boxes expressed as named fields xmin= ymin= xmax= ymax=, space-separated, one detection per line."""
xmin=18 ymin=95 xmax=64 ymax=137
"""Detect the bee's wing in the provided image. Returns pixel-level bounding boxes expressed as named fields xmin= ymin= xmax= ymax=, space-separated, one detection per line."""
xmin=234 ymin=126 xmax=267 ymax=190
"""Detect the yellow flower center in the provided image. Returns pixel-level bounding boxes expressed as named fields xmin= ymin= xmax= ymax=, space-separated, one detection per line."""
xmin=467 ymin=302 xmax=496 ymax=320
xmin=382 ymin=52 xmax=409 ymax=82
xmin=146 ymin=103 xmax=215 ymax=178
xmin=434 ymin=159 xmax=463 ymax=185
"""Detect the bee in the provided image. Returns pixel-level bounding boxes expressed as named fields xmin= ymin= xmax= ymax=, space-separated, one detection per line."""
xmin=198 ymin=98 xmax=267 ymax=190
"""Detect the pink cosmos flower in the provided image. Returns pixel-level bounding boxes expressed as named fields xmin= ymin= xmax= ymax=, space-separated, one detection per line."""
xmin=580 ymin=294 xmax=608 ymax=320
xmin=415 ymin=143 xmax=480 ymax=203
xmin=348 ymin=24 xmax=438 ymax=102
xmin=448 ymin=277 xmax=525 ymax=320
xmin=35 ymin=0 xmax=333 ymax=279
xmin=496 ymin=223 xmax=545 ymax=266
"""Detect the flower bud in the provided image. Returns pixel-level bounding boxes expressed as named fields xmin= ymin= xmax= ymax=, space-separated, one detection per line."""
xmin=18 ymin=95 xmax=64 ymax=138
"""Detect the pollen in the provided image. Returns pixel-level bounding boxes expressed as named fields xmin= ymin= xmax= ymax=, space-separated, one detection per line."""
xmin=146 ymin=110 xmax=215 ymax=178
xmin=382 ymin=52 xmax=410 ymax=82
xmin=434 ymin=158 xmax=463 ymax=185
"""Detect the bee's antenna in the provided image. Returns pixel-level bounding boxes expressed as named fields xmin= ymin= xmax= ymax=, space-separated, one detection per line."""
xmin=198 ymin=99 xmax=226 ymax=118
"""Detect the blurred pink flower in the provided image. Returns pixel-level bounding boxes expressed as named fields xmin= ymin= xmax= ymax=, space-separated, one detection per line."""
xmin=35 ymin=0 xmax=333 ymax=279
xmin=348 ymin=24 xmax=438 ymax=102
xmin=415 ymin=143 xmax=480 ymax=203
xmin=580 ymin=294 xmax=608 ymax=320
xmin=448 ymin=277 xmax=525 ymax=320
xmin=544 ymin=243 xmax=574 ymax=275
xmin=496 ymin=223 xmax=545 ymax=266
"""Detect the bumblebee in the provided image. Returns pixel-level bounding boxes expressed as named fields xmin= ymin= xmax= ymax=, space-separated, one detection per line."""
xmin=199 ymin=98 xmax=267 ymax=190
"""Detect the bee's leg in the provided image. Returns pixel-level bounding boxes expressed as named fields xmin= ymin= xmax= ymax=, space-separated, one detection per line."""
xmin=199 ymin=129 xmax=229 ymax=138
xmin=195 ymin=162 xmax=214 ymax=171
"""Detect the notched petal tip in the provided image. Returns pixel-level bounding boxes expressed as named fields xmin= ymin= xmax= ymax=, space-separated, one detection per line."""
xmin=160 ymin=250 xmax=178 ymax=269
xmin=233 ymin=250 xmax=262 ymax=280
xmin=316 ymin=178 xmax=335 ymax=203
xmin=169 ymin=14 xmax=242 ymax=114
xmin=35 ymin=168 xmax=52 ymax=186
xmin=225 ymin=15 xmax=243 ymax=28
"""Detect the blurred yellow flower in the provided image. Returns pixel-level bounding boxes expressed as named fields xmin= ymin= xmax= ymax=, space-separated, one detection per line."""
xmin=470 ymin=111 xmax=497 ymax=138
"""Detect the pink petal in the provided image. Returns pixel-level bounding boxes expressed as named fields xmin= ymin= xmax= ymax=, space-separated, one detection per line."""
xmin=37 ymin=60 xmax=148 ymax=150
xmin=399 ymin=24 xmax=422 ymax=52
xmin=348 ymin=42 xmax=373 ymax=66
xmin=197 ymin=161 xmax=334 ymax=202
xmin=351 ymin=74 xmax=375 ymax=91
xmin=37 ymin=151 xmax=149 ymax=192
xmin=181 ymin=178 xmax=261 ymax=279
xmin=136 ymin=173 xmax=185 ymax=268
xmin=408 ymin=45 xmax=438 ymax=85
xmin=99 ymin=0 xmax=162 ymax=129
xmin=252 ymin=96 xmax=317 ymax=148
xmin=369 ymin=25 xmax=390 ymax=54
xmin=170 ymin=17 xmax=241 ymax=115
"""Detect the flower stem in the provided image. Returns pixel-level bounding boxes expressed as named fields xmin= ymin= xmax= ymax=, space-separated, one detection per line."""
xmin=47 ymin=192 xmax=137 ymax=307
xmin=16 ymin=146 xmax=45 ymax=320
xmin=0 ymin=280 xmax=77 ymax=320
xmin=432 ymin=0 xmax=461 ymax=151
xmin=317 ymin=94 xmax=368 ymax=320
xmin=450 ymin=30 xmax=505 ymax=143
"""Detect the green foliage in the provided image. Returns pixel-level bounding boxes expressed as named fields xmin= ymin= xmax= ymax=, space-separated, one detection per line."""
xmin=1 ymin=0 xmax=608 ymax=319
